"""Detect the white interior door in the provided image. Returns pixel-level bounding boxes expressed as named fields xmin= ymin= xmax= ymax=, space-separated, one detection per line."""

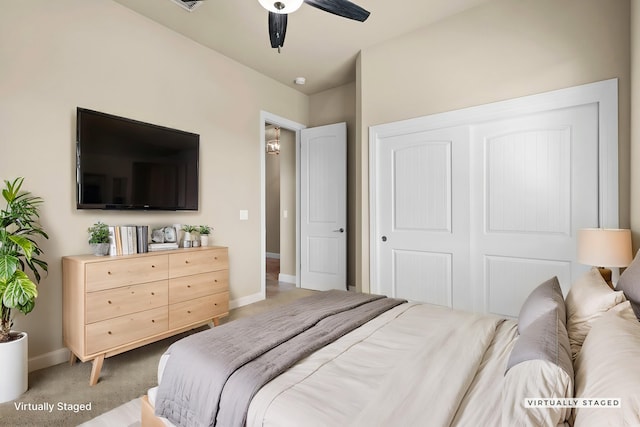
xmin=469 ymin=104 xmax=599 ymax=316
xmin=374 ymin=126 xmax=471 ymax=306
xmin=300 ymin=122 xmax=347 ymax=291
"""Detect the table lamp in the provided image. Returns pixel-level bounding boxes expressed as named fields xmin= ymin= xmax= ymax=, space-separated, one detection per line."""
xmin=577 ymin=228 xmax=633 ymax=289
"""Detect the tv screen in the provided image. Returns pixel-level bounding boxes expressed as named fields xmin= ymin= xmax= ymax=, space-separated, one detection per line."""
xmin=76 ymin=108 xmax=199 ymax=210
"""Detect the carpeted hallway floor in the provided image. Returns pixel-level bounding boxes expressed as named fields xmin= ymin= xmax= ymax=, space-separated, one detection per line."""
xmin=0 ymin=258 xmax=315 ymax=426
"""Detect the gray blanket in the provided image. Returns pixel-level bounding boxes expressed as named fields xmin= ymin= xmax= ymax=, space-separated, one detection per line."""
xmin=154 ymin=290 xmax=406 ymax=427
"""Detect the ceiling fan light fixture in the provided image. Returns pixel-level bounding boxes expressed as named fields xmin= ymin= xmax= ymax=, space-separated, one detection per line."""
xmin=259 ymin=0 xmax=303 ymax=14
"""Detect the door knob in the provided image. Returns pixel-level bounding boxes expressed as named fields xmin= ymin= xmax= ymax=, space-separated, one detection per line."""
xmin=381 ymin=236 xmax=387 ymax=242
xmin=333 ymin=228 xmax=345 ymax=233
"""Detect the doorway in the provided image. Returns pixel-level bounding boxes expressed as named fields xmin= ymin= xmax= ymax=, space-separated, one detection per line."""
xmin=260 ymin=111 xmax=306 ymax=299
xmin=265 ymin=124 xmax=297 ymax=297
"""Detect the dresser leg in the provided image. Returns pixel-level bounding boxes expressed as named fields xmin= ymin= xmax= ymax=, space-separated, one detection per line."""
xmin=90 ymin=354 xmax=105 ymax=386
xmin=69 ymin=352 xmax=77 ymax=366
xmin=212 ymin=317 xmax=220 ymax=327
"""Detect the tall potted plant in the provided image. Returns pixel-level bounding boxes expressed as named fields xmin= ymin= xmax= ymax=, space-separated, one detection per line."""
xmin=0 ymin=177 xmax=48 ymax=402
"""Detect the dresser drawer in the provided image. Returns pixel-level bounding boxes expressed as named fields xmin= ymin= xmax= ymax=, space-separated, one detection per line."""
xmin=169 ymin=271 xmax=228 ymax=304
xmin=168 ymin=292 xmax=229 ymax=330
xmin=85 ymin=306 xmax=168 ymax=355
xmin=86 ymin=280 xmax=168 ymax=324
xmin=86 ymin=255 xmax=168 ymax=292
xmin=169 ymin=248 xmax=228 ymax=278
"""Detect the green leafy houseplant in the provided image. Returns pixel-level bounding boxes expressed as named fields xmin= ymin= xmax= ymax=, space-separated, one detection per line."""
xmin=198 ymin=225 xmax=212 ymax=235
xmin=87 ymin=221 xmax=110 ymax=256
xmin=0 ymin=178 xmax=48 ymax=343
xmin=182 ymin=225 xmax=198 ymax=233
xmin=88 ymin=221 xmax=109 ymax=244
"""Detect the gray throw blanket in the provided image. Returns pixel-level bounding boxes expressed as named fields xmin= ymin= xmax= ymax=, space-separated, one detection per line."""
xmin=154 ymin=290 xmax=406 ymax=427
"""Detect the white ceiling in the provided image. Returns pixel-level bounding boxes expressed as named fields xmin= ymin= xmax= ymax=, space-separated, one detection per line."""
xmin=112 ymin=0 xmax=491 ymax=95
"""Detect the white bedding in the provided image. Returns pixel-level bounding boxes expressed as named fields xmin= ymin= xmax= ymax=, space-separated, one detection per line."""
xmin=151 ymin=302 xmax=518 ymax=427
xmin=246 ymin=302 xmax=517 ymax=427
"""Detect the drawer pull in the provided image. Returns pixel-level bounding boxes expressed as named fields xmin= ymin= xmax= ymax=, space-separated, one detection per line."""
xmin=187 ymin=310 xmax=192 ymax=314
xmin=152 ymin=319 xmax=155 ymax=323
xmin=107 ymin=271 xmax=112 ymax=275
xmin=214 ymin=279 xmax=218 ymax=283
xmin=151 ymin=292 xmax=155 ymax=296
xmin=151 ymin=265 xmax=155 ymax=268
xmin=214 ymin=257 xmax=218 ymax=260
xmin=107 ymin=300 xmax=112 ymax=304
xmin=185 ymin=260 xmax=190 ymax=264
xmin=108 ymin=331 xmax=112 ymax=335
xmin=187 ymin=285 xmax=191 ymax=288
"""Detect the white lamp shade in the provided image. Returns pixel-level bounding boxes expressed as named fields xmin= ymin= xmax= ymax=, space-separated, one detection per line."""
xmin=577 ymin=228 xmax=633 ymax=267
xmin=258 ymin=0 xmax=304 ymax=14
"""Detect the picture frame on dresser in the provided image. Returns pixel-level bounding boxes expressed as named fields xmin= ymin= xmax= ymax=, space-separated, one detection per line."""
xmin=62 ymin=246 xmax=229 ymax=386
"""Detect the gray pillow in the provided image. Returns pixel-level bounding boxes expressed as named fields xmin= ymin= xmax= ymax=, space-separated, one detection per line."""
xmin=506 ymin=307 xmax=573 ymax=378
xmin=616 ymin=250 xmax=640 ymax=320
xmin=517 ymin=276 xmax=566 ymax=334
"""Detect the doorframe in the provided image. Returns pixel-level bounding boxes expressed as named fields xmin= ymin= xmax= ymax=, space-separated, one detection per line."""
xmin=260 ymin=111 xmax=306 ymax=299
xmin=368 ymin=78 xmax=619 ymax=294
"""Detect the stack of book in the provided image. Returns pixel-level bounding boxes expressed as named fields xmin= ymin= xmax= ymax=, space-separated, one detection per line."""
xmin=108 ymin=225 xmax=149 ymax=256
xmin=148 ymin=242 xmax=179 ymax=252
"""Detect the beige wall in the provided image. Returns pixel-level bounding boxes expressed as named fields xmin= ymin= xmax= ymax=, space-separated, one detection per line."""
xmin=356 ymin=0 xmax=631 ymax=292
xmin=265 ymin=126 xmax=281 ymax=255
xmin=279 ymin=129 xmax=297 ymax=276
xmin=309 ymin=83 xmax=357 ymax=287
xmin=0 ymin=0 xmax=308 ymax=362
xmin=632 ymin=0 xmax=640 ymax=249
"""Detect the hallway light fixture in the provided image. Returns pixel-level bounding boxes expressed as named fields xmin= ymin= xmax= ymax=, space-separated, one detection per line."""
xmin=266 ymin=126 xmax=281 ymax=155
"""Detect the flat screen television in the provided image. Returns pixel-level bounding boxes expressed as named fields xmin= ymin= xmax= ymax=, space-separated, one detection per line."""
xmin=76 ymin=107 xmax=199 ymax=210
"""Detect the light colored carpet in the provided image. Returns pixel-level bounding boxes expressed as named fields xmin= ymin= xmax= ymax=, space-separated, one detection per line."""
xmin=0 ymin=284 xmax=316 ymax=426
xmin=78 ymin=398 xmax=141 ymax=427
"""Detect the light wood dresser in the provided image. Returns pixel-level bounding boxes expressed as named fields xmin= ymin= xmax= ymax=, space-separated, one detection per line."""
xmin=62 ymin=246 xmax=229 ymax=385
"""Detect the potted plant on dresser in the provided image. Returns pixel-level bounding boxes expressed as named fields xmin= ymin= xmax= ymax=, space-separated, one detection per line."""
xmin=198 ymin=225 xmax=212 ymax=247
xmin=87 ymin=221 xmax=110 ymax=256
xmin=0 ymin=177 xmax=48 ymax=403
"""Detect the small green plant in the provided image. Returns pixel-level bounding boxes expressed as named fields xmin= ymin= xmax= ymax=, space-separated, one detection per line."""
xmin=0 ymin=177 xmax=49 ymax=343
xmin=198 ymin=225 xmax=212 ymax=235
xmin=87 ymin=221 xmax=110 ymax=244
xmin=182 ymin=225 xmax=198 ymax=233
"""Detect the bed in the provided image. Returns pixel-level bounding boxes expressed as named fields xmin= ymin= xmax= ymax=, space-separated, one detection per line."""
xmin=141 ymin=257 xmax=640 ymax=427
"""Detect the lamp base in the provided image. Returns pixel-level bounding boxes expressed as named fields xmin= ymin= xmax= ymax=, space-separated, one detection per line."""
xmin=597 ymin=267 xmax=614 ymax=290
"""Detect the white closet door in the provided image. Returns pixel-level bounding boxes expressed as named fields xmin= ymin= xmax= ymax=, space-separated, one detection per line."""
xmin=469 ymin=103 xmax=599 ymax=316
xmin=371 ymin=81 xmax=617 ymax=315
xmin=374 ymin=126 xmax=471 ymax=307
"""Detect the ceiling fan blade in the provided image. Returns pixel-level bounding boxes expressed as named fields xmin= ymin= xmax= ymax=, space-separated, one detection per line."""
xmin=268 ymin=12 xmax=288 ymax=50
xmin=303 ymin=0 xmax=370 ymax=22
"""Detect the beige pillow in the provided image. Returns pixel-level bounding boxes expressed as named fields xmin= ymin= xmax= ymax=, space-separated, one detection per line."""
xmin=502 ymin=360 xmax=572 ymax=427
xmin=565 ymin=268 xmax=626 ymax=359
xmin=573 ymin=309 xmax=640 ymax=427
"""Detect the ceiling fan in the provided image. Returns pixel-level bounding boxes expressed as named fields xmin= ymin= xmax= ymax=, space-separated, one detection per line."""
xmin=175 ymin=0 xmax=370 ymax=52
xmin=259 ymin=0 xmax=370 ymax=52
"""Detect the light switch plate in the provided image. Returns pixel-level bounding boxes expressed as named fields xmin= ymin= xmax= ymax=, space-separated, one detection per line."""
xmin=239 ymin=210 xmax=249 ymax=220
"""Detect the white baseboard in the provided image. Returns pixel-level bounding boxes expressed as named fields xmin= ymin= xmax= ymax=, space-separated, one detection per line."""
xmin=278 ymin=273 xmax=296 ymax=284
xmin=29 ymin=347 xmax=70 ymax=373
xmin=266 ymin=252 xmax=280 ymax=259
xmin=229 ymin=291 xmax=264 ymax=310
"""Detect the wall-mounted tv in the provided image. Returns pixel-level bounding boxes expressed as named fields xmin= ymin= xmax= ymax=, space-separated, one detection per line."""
xmin=76 ymin=108 xmax=199 ymax=210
